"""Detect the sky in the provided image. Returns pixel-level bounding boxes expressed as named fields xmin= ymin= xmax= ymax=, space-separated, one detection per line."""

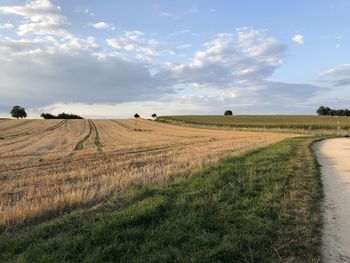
xmin=0 ymin=0 xmax=350 ymax=118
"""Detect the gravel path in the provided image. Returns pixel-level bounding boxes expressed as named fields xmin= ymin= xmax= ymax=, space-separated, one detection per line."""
xmin=314 ymin=138 xmax=350 ymax=263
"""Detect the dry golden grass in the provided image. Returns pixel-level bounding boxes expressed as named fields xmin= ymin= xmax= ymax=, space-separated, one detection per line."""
xmin=0 ymin=119 xmax=295 ymax=228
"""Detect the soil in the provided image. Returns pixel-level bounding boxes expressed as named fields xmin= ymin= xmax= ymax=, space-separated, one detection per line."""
xmin=314 ymin=138 xmax=350 ymax=263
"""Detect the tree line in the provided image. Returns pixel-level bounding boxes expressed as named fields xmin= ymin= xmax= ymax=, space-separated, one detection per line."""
xmin=317 ymin=106 xmax=350 ymax=116
xmin=41 ymin=113 xmax=84 ymax=119
xmin=9 ymin=106 xmax=159 ymax=120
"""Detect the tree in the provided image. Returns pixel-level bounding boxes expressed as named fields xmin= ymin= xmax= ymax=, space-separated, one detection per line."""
xmin=56 ymin=113 xmax=83 ymax=119
xmin=316 ymin=106 xmax=350 ymax=117
xmin=40 ymin=112 xmax=84 ymax=119
xmin=151 ymin=113 xmax=157 ymax=119
xmin=224 ymin=110 xmax=233 ymax=116
xmin=10 ymin=106 xmax=27 ymax=119
xmin=41 ymin=113 xmax=57 ymax=119
xmin=134 ymin=113 xmax=140 ymax=130
xmin=316 ymin=106 xmax=327 ymax=116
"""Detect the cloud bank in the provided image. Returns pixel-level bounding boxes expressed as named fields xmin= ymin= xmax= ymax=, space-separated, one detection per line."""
xmin=0 ymin=0 xmax=327 ymax=117
xmin=318 ymin=64 xmax=350 ymax=86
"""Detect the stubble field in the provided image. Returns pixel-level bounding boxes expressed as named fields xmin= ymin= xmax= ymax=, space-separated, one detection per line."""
xmin=0 ymin=119 xmax=294 ymax=229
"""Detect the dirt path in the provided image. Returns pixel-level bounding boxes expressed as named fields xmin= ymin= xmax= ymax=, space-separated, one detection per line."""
xmin=314 ymin=138 xmax=350 ymax=263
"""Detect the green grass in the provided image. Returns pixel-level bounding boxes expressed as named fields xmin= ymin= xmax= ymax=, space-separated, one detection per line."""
xmin=158 ymin=115 xmax=350 ymax=130
xmin=0 ymin=137 xmax=324 ymax=262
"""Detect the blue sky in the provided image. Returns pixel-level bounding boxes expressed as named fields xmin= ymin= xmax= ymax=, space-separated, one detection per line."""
xmin=0 ymin=0 xmax=349 ymax=118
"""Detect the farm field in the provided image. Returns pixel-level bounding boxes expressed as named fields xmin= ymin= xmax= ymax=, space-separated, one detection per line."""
xmin=0 ymin=119 xmax=294 ymax=229
xmin=1 ymin=136 xmax=324 ymax=262
xmin=158 ymin=115 xmax=350 ymax=130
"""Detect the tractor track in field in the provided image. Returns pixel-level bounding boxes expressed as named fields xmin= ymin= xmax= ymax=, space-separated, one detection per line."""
xmin=0 ymin=120 xmax=66 ymax=141
xmin=112 ymin=120 xmax=134 ymax=130
xmin=44 ymin=120 xmax=66 ymax=131
xmin=0 ymin=120 xmax=33 ymax=133
xmin=91 ymin=120 xmax=103 ymax=151
xmin=0 ymin=139 xmax=220 ymax=177
xmin=0 ymin=121 xmax=69 ymax=166
xmin=74 ymin=120 xmax=93 ymax=150
xmin=74 ymin=120 xmax=103 ymax=151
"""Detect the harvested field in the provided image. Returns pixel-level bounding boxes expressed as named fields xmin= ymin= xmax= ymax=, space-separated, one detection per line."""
xmin=0 ymin=119 xmax=294 ymax=229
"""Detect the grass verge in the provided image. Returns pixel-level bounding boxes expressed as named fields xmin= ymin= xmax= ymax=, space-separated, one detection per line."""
xmin=0 ymin=137 xmax=323 ymax=262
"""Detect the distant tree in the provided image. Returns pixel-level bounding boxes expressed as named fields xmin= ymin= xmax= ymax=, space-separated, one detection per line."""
xmin=41 ymin=112 xmax=83 ymax=119
xmin=10 ymin=106 xmax=27 ymax=119
xmin=41 ymin=113 xmax=57 ymax=119
xmin=56 ymin=113 xmax=83 ymax=119
xmin=317 ymin=106 xmax=350 ymax=117
xmin=325 ymin=107 xmax=332 ymax=115
xmin=316 ymin=106 xmax=327 ymax=116
xmin=134 ymin=113 xmax=140 ymax=130
xmin=151 ymin=113 xmax=157 ymax=119
xmin=224 ymin=110 xmax=233 ymax=116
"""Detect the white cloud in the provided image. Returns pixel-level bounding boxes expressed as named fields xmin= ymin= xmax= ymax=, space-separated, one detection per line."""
xmin=157 ymin=29 xmax=286 ymax=87
xmin=318 ymin=64 xmax=350 ymax=86
xmin=90 ymin=22 xmax=114 ymax=30
xmin=0 ymin=1 xmax=173 ymax=111
xmin=106 ymin=31 xmax=160 ymax=62
xmin=177 ymin=43 xmax=192 ymax=49
xmin=84 ymin=9 xmax=94 ymax=16
xmin=0 ymin=0 xmax=68 ymax=36
xmin=155 ymin=28 xmax=321 ymax=106
xmin=17 ymin=21 xmax=67 ymax=36
xmin=292 ymin=34 xmax=304 ymax=44
xmin=0 ymin=35 xmax=101 ymax=58
xmin=0 ymin=23 xmax=14 ymax=29
xmin=0 ymin=40 xmax=170 ymax=107
xmin=160 ymin=12 xmax=171 ymax=17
